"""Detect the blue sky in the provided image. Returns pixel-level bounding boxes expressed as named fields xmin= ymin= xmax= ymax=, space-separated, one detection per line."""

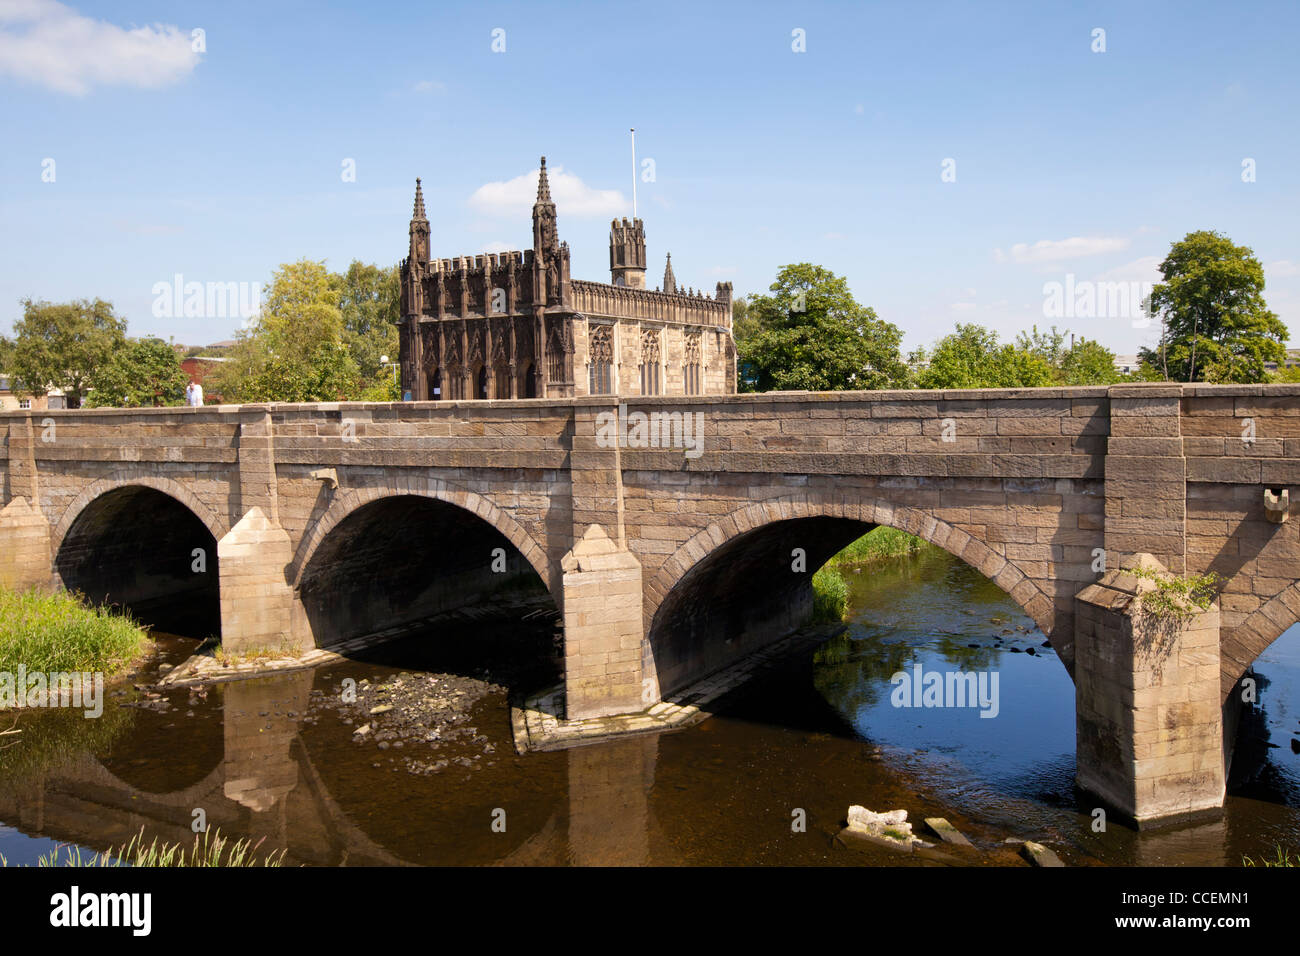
xmin=1 ymin=0 xmax=1297 ymax=356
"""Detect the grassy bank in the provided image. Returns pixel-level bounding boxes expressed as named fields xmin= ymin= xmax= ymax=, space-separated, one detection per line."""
xmin=823 ymin=526 xmax=934 ymax=568
xmin=811 ymin=527 xmax=934 ymax=622
xmin=0 ymin=828 xmax=287 ymax=867
xmin=0 ymin=587 xmax=149 ymax=676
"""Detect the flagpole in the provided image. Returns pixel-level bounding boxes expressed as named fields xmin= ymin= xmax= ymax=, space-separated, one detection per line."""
xmin=630 ymin=127 xmax=637 ymax=218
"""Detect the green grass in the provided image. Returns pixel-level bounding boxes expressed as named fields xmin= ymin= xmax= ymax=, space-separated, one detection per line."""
xmin=811 ymin=565 xmax=849 ymax=622
xmin=824 ymin=526 xmax=934 ymax=568
xmin=0 ymin=828 xmax=287 ymax=867
xmin=1243 ymin=846 xmax=1297 ymax=867
xmin=810 ymin=528 xmax=935 ymax=623
xmin=0 ymin=586 xmax=149 ymax=677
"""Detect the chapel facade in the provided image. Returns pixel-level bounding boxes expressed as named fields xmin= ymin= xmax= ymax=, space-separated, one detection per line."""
xmin=398 ymin=157 xmax=737 ymax=400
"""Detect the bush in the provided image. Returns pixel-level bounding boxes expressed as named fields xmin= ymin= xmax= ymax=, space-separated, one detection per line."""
xmin=0 ymin=587 xmax=148 ymax=676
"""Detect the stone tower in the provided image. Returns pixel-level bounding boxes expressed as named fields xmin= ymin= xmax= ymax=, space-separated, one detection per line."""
xmin=609 ymin=217 xmax=646 ymax=288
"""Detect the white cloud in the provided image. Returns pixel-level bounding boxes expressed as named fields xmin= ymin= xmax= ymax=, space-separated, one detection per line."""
xmin=949 ymin=302 xmax=978 ymax=313
xmin=1094 ymin=255 xmax=1162 ymax=283
xmin=996 ymin=236 xmax=1131 ymax=264
xmin=413 ymin=79 xmax=445 ymax=95
xmin=468 ymin=163 xmax=626 ymax=219
xmin=1267 ymin=260 xmax=1300 ymax=278
xmin=0 ymin=0 xmax=199 ymax=95
xmin=481 ymin=240 xmax=511 ymax=254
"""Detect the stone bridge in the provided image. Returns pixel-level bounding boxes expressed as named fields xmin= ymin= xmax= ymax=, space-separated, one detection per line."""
xmin=3 ymin=383 xmax=1299 ymax=826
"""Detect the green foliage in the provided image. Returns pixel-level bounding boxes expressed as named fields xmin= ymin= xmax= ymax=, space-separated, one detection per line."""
xmin=85 ymin=336 xmax=189 ymax=408
xmin=0 ymin=692 xmax=134 ymax=779
xmin=824 ymin=526 xmax=933 ymax=568
xmin=737 ymin=263 xmax=910 ymax=392
xmin=211 ymin=259 xmax=402 ymax=403
xmin=0 ymin=587 xmax=148 ymax=676
xmin=213 ymin=259 xmax=359 ymax=403
xmin=1139 ymin=230 xmax=1286 ymax=383
xmin=1060 ymin=337 xmax=1122 ymax=385
xmin=1 ymin=298 xmax=127 ymax=408
xmin=811 ymin=565 xmax=850 ymax=622
xmin=337 ymin=260 xmax=401 ymax=386
xmin=1129 ymin=567 xmax=1222 ymax=625
xmin=914 ymin=323 xmax=1055 ymax=389
xmin=917 ymin=323 xmax=1121 ymax=388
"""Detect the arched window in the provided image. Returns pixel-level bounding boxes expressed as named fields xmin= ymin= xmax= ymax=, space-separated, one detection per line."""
xmin=639 ymin=328 xmax=661 ymax=396
xmin=429 ymin=368 xmax=442 ymax=401
xmin=521 ymin=360 xmax=537 ymax=398
xmin=588 ymin=324 xmax=613 ymax=395
xmin=476 ymin=364 xmax=488 ymax=400
xmin=684 ymin=330 xmax=702 ymax=395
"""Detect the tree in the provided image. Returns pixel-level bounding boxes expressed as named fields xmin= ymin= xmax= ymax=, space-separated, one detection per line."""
xmin=1138 ymin=230 xmax=1285 ymax=383
xmin=85 ymin=336 xmax=189 ymax=408
xmin=2 ymin=298 xmax=127 ymax=408
xmin=736 ymin=264 xmax=909 ymax=392
xmin=914 ymin=323 xmax=1055 ymax=389
xmin=1060 ymin=337 xmax=1121 ymax=385
xmin=1011 ymin=324 xmax=1121 ymax=385
xmin=336 ymin=260 xmax=400 ymax=387
xmin=213 ymin=260 xmax=358 ymax=403
xmin=1015 ymin=325 xmax=1069 ymax=368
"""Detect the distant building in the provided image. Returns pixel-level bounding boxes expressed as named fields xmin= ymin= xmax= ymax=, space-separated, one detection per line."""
xmin=398 ymin=158 xmax=737 ymax=400
xmin=0 ymin=376 xmax=66 ymax=411
xmin=1113 ymin=354 xmax=1141 ymax=376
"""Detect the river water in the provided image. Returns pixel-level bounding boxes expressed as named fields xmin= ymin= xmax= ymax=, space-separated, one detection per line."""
xmin=1 ymin=548 xmax=1297 ymax=866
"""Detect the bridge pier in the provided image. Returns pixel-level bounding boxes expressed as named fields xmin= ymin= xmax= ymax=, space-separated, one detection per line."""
xmin=217 ymin=507 xmax=301 ymax=654
xmin=0 ymin=497 xmax=52 ymax=591
xmin=1074 ymin=555 xmax=1224 ymax=827
xmin=561 ymin=525 xmax=645 ymax=720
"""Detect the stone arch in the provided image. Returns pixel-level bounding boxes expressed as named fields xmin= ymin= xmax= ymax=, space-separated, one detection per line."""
xmin=52 ymin=475 xmax=228 ymax=558
xmin=645 ymin=491 xmax=1056 ymax=637
xmin=290 ymin=477 xmax=553 ymax=598
xmin=1219 ymin=584 xmax=1300 ymax=702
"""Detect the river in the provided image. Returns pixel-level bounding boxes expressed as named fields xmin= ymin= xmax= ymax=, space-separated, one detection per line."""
xmin=1 ymin=547 xmax=1297 ymax=866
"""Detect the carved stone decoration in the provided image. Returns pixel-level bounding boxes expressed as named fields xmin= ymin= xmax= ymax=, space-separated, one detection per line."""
xmin=641 ymin=327 xmax=661 ymax=365
xmin=589 ymin=323 xmax=613 ymax=364
xmin=420 ymin=325 xmax=440 ymax=371
xmin=547 ymin=253 xmax=561 ymax=305
xmin=433 ymin=271 xmax=446 ymax=315
xmin=469 ymin=323 xmax=485 ymax=366
xmin=444 ymin=321 xmax=462 ymax=368
xmin=488 ymin=319 xmax=501 ymax=361
xmin=685 ymin=329 xmax=702 ymax=365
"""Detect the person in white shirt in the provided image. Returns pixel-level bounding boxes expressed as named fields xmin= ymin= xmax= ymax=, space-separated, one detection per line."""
xmin=186 ymin=381 xmax=204 ymax=407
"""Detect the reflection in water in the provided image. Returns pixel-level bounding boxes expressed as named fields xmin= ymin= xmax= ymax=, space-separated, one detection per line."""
xmin=0 ymin=549 xmax=1297 ymax=866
